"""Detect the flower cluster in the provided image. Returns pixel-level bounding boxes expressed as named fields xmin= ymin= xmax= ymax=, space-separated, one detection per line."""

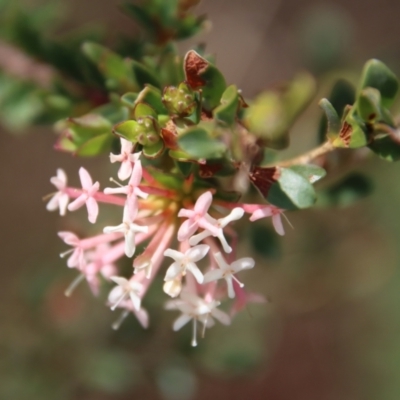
xmin=46 ymin=138 xmax=288 ymax=346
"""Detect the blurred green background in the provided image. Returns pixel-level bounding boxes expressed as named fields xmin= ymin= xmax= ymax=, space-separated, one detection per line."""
xmin=2 ymin=0 xmax=400 ymax=399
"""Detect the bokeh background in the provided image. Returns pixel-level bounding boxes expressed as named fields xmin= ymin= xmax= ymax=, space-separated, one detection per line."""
xmin=3 ymin=0 xmax=400 ymax=399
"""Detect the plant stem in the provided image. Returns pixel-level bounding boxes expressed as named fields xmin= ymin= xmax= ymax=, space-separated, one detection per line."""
xmin=272 ymin=141 xmax=335 ymax=167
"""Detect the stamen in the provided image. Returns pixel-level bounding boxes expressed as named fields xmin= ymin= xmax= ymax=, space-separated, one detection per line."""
xmin=201 ymin=314 xmax=208 ymax=338
xmin=111 ymin=292 xmax=128 ymax=311
xmin=231 ymin=275 xmax=244 ymax=288
xmin=109 ymin=177 xmax=124 ymax=187
xmin=191 ymin=318 xmax=198 ymax=347
xmin=65 ymin=274 xmax=85 ymax=297
xmin=112 ymin=309 xmax=130 ymax=330
xmin=282 ymin=212 xmax=294 ymax=230
xmin=42 ymin=191 xmax=58 ymax=201
xmin=60 ymin=249 xmax=74 ymax=258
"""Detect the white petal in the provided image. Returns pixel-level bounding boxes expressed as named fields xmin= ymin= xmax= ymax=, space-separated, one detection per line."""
xmin=211 ymin=307 xmax=231 ymax=325
xmin=186 ymin=263 xmax=204 ymax=284
xmin=108 ymin=285 xmax=124 ymax=303
xmin=68 ymin=195 xmax=86 ymax=211
xmin=163 ymin=279 xmax=182 ymax=298
xmin=129 ymin=292 xmax=141 ymax=311
xmin=226 ymin=277 xmax=235 ymax=298
xmin=134 ymin=307 xmax=149 ymax=328
xmin=164 ymin=262 xmax=183 ymax=281
xmin=194 ymin=191 xmax=212 ymax=214
xmin=46 ymin=193 xmax=61 ymax=212
xmin=189 ymin=230 xmax=211 ymax=246
xmin=79 ymin=167 xmax=93 ymax=189
xmin=118 ymin=160 xmax=133 ymax=181
xmin=186 ymin=244 xmax=209 ymax=262
xmin=272 ymin=214 xmax=285 ymax=236
xmin=203 ymin=269 xmax=224 ymax=283
xmin=58 ymin=193 xmax=70 ymax=216
xmin=164 ymin=248 xmax=184 ymax=262
xmin=219 ymin=207 xmax=244 ymax=227
xmin=125 ymin=229 xmax=136 ymax=257
xmin=231 ymin=257 xmax=255 ymax=273
xmin=213 ymin=252 xmax=229 ymax=270
xmin=173 ymin=314 xmax=192 ymax=331
xmin=217 ymin=232 xmax=232 ymax=253
xmin=86 ymin=197 xmax=99 ymax=224
xmin=103 ymin=224 xmax=125 ymax=234
xmin=110 ymin=276 xmax=129 ymax=286
xmin=104 ymin=187 xmax=127 ymax=195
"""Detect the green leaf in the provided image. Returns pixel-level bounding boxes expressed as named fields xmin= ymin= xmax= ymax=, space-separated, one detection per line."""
xmin=113 ymin=120 xmax=140 ymax=142
xmin=65 ymin=114 xmax=112 ymax=146
xmin=174 ymin=160 xmax=194 ymax=177
xmin=75 ymin=133 xmax=113 ymax=156
xmin=332 ymin=112 xmax=368 ymax=148
xmin=368 ymin=135 xmax=400 ymax=161
xmin=142 ymin=140 xmax=164 ymax=158
xmin=289 ymin=164 xmax=326 ymax=183
xmin=317 ymin=173 xmax=372 ymax=207
xmin=318 ymin=79 xmax=355 ymax=143
xmin=177 ymin=127 xmax=226 ymax=159
xmin=267 ymin=168 xmax=317 ymax=210
xmin=82 ymin=42 xmax=136 ymax=91
xmin=357 ymin=87 xmax=382 ymax=123
xmin=133 ymin=102 xmax=158 ymax=120
xmin=184 ymin=50 xmax=226 ymax=111
xmin=213 ymin=84 xmax=240 ymax=125
xmin=121 ymin=92 xmax=138 ymax=108
xmin=358 ymin=59 xmax=399 ymax=108
xmin=136 ymin=85 xmax=167 ymax=115
xmin=319 ymin=98 xmax=341 ymax=140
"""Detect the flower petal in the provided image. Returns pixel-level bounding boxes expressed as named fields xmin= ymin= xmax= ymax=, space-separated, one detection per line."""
xmin=164 ymin=249 xmax=184 ymax=262
xmin=203 ymin=269 xmax=224 ymax=283
xmin=78 ymin=167 xmax=93 ymax=189
xmin=231 ymin=257 xmax=255 ymax=273
xmin=186 ymin=244 xmax=209 ymax=262
xmin=211 ymin=307 xmax=231 ymax=325
xmin=194 ymin=191 xmax=212 ymax=215
xmin=86 ymin=197 xmax=99 ymax=223
xmin=186 ymin=262 xmax=204 ymax=284
xmin=272 ymin=214 xmax=285 ymax=236
xmin=164 ymin=262 xmax=182 ymax=281
xmin=173 ymin=314 xmax=192 ymax=331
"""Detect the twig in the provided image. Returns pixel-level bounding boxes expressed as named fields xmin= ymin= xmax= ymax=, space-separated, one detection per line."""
xmin=271 ymin=141 xmax=336 ymax=167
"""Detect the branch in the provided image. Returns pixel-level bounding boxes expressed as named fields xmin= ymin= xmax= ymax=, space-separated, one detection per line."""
xmin=272 ymin=140 xmax=335 ymax=167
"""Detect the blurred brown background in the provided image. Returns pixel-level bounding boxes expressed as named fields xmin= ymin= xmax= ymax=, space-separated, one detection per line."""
xmin=3 ymin=0 xmax=400 ymax=399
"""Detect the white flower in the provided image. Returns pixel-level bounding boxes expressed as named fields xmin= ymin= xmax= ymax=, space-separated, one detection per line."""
xmin=104 ymin=159 xmax=148 ymax=217
xmin=203 ymin=252 xmax=255 ymax=298
xmin=103 ymin=206 xmax=148 ymax=258
xmin=166 ymin=290 xmax=230 ymax=346
xmin=67 ymin=167 xmax=100 ymax=223
xmin=110 ymin=299 xmax=149 ymax=330
xmin=163 ymin=244 xmax=209 ymax=285
xmin=109 ymin=139 xmax=141 ymax=181
xmin=58 ymin=231 xmax=85 ymax=269
xmin=46 ymin=169 xmax=70 ymax=216
xmin=249 ymin=205 xmax=286 ymax=236
xmin=189 ymin=207 xmax=244 ymax=253
xmin=108 ymin=276 xmax=143 ymax=311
